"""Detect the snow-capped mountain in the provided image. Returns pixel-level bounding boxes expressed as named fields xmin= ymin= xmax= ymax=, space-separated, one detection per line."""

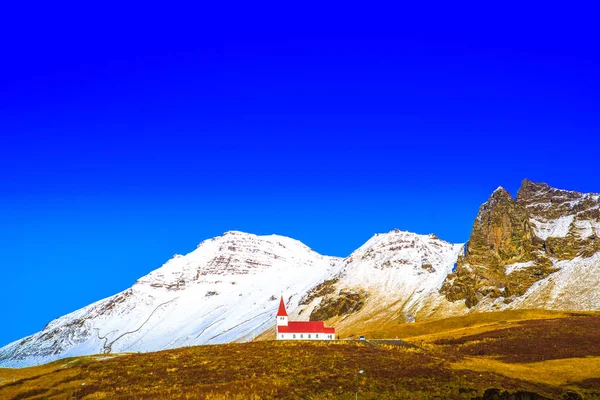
xmin=0 ymin=231 xmax=339 ymax=367
xmin=2 ymin=179 xmax=599 ymax=368
xmin=299 ymin=230 xmax=466 ymax=335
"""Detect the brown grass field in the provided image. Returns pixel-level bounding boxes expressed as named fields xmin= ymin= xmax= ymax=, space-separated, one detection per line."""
xmin=1 ymin=310 xmax=599 ymax=399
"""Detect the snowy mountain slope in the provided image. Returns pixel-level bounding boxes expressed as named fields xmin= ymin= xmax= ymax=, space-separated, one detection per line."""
xmin=518 ymin=179 xmax=600 ymax=242
xmin=337 ymin=230 xmax=463 ymax=312
xmin=302 ymin=230 xmax=467 ymax=335
xmin=509 ymin=252 xmax=600 ymax=310
xmin=0 ymin=231 xmax=339 ymax=368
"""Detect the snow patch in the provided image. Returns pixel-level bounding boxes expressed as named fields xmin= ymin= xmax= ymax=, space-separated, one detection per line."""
xmin=510 ymin=252 xmax=600 ymax=310
xmin=572 ymin=220 xmax=600 ymax=239
xmin=530 ymin=215 xmax=574 ymax=240
xmin=504 ymin=261 xmax=535 ymax=275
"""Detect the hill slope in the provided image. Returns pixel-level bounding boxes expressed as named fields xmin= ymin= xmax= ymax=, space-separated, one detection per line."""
xmin=1 ymin=311 xmax=598 ymax=399
xmin=298 ymin=229 xmax=467 ymax=338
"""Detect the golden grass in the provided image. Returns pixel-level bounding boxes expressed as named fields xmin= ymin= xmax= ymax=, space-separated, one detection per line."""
xmin=2 ymin=311 xmax=600 ymax=399
xmin=0 ymin=358 xmax=89 ymax=399
xmin=357 ymin=309 xmax=590 ymax=342
xmin=452 ymin=356 xmax=600 ymax=387
xmin=256 ymin=306 xmax=582 ymax=343
xmin=0 ymin=360 xmax=66 ymax=385
xmin=0 ymin=341 xmax=565 ymax=399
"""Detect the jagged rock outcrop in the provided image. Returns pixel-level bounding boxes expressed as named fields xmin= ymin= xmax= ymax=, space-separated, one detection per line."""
xmin=518 ymin=179 xmax=600 ymax=260
xmin=442 ymin=180 xmax=600 ymax=308
xmin=465 ymin=187 xmax=541 ymax=265
xmin=309 ymin=289 xmax=367 ymax=321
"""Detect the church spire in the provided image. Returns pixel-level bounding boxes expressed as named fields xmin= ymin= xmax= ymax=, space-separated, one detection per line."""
xmin=276 ymin=296 xmax=288 ymax=317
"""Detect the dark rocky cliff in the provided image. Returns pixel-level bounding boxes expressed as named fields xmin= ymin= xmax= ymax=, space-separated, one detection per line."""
xmin=440 ymin=179 xmax=600 ymax=307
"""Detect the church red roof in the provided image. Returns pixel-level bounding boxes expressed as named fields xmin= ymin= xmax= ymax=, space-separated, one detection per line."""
xmin=277 ymin=321 xmax=335 ymax=334
xmin=276 ymin=297 xmax=288 ymax=317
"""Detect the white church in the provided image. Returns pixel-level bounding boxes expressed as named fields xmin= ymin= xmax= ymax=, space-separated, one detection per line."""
xmin=276 ymin=297 xmax=336 ymax=340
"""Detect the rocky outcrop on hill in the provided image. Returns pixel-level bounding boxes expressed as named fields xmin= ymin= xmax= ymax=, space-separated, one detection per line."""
xmin=441 ymin=187 xmax=553 ymax=307
xmin=518 ymin=179 xmax=600 ymax=260
xmin=309 ymin=289 xmax=367 ymax=321
xmin=442 ymin=180 xmax=600 ymax=308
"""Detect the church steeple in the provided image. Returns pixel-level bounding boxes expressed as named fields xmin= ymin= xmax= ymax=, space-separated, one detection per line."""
xmin=276 ymin=296 xmax=288 ymax=327
xmin=277 ymin=296 xmax=288 ymax=317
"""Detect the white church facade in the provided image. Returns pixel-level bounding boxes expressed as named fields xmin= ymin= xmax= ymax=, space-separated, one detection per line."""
xmin=276 ymin=297 xmax=336 ymax=340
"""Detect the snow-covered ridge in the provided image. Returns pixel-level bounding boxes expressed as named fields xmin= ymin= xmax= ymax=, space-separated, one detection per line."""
xmin=530 ymin=215 xmax=575 ymax=241
xmin=0 ymin=231 xmax=340 ymax=368
xmin=330 ymin=229 xmax=464 ymax=318
xmin=136 ymin=231 xmax=334 ymax=287
xmin=341 ymin=229 xmax=461 ymax=280
xmin=519 ymin=181 xmax=600 ymax=241
xmin=509 ymin=252 xmax=600 ymax=310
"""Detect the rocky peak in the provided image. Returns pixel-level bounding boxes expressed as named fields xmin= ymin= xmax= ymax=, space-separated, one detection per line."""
xmin=516 ymin=179 xmax=551 ymax=203
xmin=471 ymin=187 xmax=538 ymax=265
xmin=478 ymin=187 xmax=512 ymax=214
xmin=516 ymin=180 xmax=600 ymax=259
xmin=492 ymin=185 xmax=511 ymax=196
xmin=444 ymin=180 xmax=600 ymax=309
xmin=441 ymin=185 xmax=553 ymax=308
xmin=516 ymin=180 xmax=588 ymax=219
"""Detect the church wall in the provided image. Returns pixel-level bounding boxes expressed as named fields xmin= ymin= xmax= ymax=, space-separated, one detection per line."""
xmin=276 ymin=332 xmax=335 ymax=340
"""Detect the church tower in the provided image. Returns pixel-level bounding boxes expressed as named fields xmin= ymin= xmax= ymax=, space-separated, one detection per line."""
xmin=276 ymin=296 xmax=288 ymax=327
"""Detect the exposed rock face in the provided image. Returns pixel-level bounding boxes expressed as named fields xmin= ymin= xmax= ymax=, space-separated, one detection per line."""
xmin=442 ymin=180 xmax=600 ymax=308
xmin=299 ymin=278 xmax=339 ymax=306
xmin=518 ymin=179 xmax=600 ymax=260
xmin=466 ymin=187 xmax=540 ymax=266
xmin=440 ymin=187 xmax=546 ymax=307
xmin=309 ymin=289 xmax=366 ymax=321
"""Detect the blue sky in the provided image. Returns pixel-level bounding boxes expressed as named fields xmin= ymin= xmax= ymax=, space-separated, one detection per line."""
xmin=1 ymin=4 xmax=599 ymax=347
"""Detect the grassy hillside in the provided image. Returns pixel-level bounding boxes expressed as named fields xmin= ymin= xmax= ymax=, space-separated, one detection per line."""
xmin=351 ymin=309 xmax=596 ymax=341
xmin=1 ymin=311 xmax=599 ymax=399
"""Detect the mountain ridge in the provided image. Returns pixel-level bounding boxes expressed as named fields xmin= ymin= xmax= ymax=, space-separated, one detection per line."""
xmin=2 ymin=179 xmax=599 ymax=368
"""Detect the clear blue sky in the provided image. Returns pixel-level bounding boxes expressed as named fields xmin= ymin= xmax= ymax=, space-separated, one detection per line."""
xmin=1 ymin=4 xmax=599 ymax=347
